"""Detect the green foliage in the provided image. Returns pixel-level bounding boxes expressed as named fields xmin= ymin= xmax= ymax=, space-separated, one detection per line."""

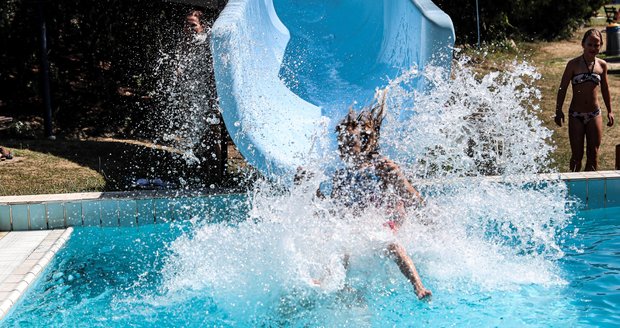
xmin=0 ymin=0 xmax=213 ymax=138
xmin=434 ymin=0 xmax=609 ymax=44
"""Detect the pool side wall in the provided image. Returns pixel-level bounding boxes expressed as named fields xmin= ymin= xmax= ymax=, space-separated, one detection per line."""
xmin=0 ymin=171 xmax=619 ymax=231
xmin=0 ymin=190 xmax=247 ymax=231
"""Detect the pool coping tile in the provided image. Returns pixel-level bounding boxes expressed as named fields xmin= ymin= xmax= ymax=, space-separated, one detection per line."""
xmin=0 ymin=228 xmax=73 ymax=321
xmin=598 ymin=171 xmax=620 ymax=178
xmin=0 ymin=188 xmax=236 ymax=205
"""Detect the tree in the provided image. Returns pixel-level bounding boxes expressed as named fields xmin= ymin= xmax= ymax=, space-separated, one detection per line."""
xmin=434 ymin=0 xmax=609 ymax=44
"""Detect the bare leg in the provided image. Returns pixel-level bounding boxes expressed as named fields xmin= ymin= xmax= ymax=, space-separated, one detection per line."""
xmin=584 ymin=116 xmax=602 ymax=171
xmin=387 ymin=243 xmax=431 ymax=300
xmin=568 ymin=116 xmax=585 ymax=172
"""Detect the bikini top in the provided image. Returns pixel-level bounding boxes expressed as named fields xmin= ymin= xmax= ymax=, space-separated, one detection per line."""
xmin=572 ymin=72 xmax=601 ymax=85
xmin=572 ymin=55 xmax=601 ymax=85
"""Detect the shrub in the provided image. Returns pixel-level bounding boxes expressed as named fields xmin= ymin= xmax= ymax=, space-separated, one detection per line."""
xmin=434 ymin=0 xmax=609 ymax=44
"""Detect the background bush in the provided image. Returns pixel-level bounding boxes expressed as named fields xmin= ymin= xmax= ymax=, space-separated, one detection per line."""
xmin=0 ymin=0 xmax=210 ymax=139
xmin=434 ymin=0 xmax=609 ymax=44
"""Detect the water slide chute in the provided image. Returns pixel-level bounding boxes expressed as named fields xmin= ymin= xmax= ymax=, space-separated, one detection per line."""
xmin=207 ymin=0 xmax=454 ymax=178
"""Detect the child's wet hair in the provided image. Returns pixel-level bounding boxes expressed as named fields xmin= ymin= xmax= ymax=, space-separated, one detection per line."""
xmin=335 ymin=90 xmax=387 ymax=156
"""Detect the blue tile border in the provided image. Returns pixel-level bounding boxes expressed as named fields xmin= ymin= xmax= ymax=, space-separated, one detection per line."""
xmin=0 ymin=205 xmax=12 ymax=231
xmin=47 ymin=203 xmax=66 ymax=229
xmin=153 ymin=198 xmax=173 ymax=223
xmin=587 ymin=179 xmax=606 ymax=210
xmin=566 ymin=180 xmax=588 ymax=208
xmin=29 ymin=204 xmax=47 ymax=230
xmin=11 ymin=205 xmax=29 ymax=231
xmin=0 ymin=205 xmax=11 ymax=231
xmin=119 ymin=200 xmax=137 ymax=227
xmin=100 ymin=200 xmax=119 ymax=227
xmin=137 ymin=199 xmax=155 ymax=226
xmin=606 ymin=177 xmax=620 ymax=208
xmin=1 ymin=172 xmax=620 ymax=231
xmin=0 ymin=192 xmax=247 ymax=231
xmin=65 ymin=202 xmax=83 ymax=227
xmin=82 ymin=201 xmax=101 ymax=227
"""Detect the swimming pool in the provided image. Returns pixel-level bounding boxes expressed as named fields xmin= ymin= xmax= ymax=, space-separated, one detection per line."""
xmin=1 ymin=196 xmax=618 ymax=327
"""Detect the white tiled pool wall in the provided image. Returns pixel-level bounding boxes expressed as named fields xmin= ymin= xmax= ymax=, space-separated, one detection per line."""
xmin=0 ymin=193 xmax=247 ymax=231
xmin=559 ymin=171 xmax=620 ymax=209
xmin=1 ymin=172 xmax=619 ymax=231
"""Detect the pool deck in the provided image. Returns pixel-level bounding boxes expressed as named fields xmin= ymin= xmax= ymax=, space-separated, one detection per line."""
xmin=0 ymin=228 xmax=73 ymax=321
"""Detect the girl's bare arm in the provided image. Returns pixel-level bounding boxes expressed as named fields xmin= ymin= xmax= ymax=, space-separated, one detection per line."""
xmin=600 ymin=60 xmax=615 ymax=127
xmin=555 ymin=61 xmax=573 ymax=126
xmin=376 ymin=157 xmax=423 ymax=206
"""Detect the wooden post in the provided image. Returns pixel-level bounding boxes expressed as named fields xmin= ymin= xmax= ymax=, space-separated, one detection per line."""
xmin=616 ymin=144 xmax=620 ymax=170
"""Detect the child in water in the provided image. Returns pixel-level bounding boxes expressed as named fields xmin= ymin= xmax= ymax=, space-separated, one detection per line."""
xmin=304 ymin=91 xmax=431 ymax=300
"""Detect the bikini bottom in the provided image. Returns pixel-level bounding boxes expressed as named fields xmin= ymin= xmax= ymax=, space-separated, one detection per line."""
xmin=570 ymin=108 xmax=601 ymax=125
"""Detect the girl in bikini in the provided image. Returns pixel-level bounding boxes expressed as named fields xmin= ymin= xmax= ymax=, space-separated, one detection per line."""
xmin=555 ymin=28 xmax=615 ymax=171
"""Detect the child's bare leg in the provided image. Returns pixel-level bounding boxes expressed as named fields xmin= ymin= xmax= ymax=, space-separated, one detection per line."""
xmin=387 ymin=243 xmax=432 ymax=300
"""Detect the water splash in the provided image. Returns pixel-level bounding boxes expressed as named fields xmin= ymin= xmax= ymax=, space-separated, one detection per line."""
xmin=150 ymin=29 xmax=221 ymax=165
xmin=381 ymin=56 xmax=553 ymax=178
xmin=159 ymin=56 xmax=575 ymax=325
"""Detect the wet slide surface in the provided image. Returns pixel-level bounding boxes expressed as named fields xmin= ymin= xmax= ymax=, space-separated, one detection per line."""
xmin=210 ymin=0 xmax=454 ymax=178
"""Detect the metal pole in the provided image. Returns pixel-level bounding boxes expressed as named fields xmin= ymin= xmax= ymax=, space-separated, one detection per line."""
xmin=475 ymin=0 xmax=481 ymax=46
xmin=36 ymin=1 xmax=54 ymax=139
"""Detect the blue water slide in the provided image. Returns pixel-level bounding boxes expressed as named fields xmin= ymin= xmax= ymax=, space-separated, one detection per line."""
xmin=210 ymin=0 xmax=454 ymax=178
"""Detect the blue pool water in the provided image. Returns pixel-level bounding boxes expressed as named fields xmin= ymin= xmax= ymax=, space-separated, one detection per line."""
xmin=561 ymin=207 xmax=620 ymax=326
xmin=1 ymin=202 xmax=619 ymax=327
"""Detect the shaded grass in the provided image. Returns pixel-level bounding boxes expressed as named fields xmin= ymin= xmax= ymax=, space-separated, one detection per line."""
xmin=0 ymin=138 xmax=252 ymax=196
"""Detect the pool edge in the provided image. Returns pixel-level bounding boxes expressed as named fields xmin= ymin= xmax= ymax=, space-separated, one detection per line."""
xmin=0 ymin=189 xmax=245 ymax=231
xmin=1 ymin=171 xmax=620 ymax=231
xmin=0 ymin=228 xmax=73 ymax=321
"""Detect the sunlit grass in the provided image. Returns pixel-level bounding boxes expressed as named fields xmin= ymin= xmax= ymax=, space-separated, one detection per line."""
xmin=0 ymin=148 xmax=106 ymax=196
